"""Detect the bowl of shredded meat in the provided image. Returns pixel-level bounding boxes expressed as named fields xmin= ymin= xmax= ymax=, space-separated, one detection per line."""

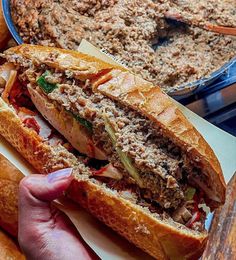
xmin=2 ymin=0 xmax=236 ymax=96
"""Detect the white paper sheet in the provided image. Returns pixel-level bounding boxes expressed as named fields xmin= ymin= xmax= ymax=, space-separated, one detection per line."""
xmin=0 ymin=40 xmax=235 ymax=260
xmin=55 ymin=198 xmax=153 ymax=260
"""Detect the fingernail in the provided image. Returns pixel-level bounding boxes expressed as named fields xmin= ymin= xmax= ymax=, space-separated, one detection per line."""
xmin=47 ymin=168 xmax=73 ymax=183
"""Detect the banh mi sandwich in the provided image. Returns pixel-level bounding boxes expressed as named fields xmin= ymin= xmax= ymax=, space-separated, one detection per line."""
xmin=0 ymin=45 xmax=226 ymax=259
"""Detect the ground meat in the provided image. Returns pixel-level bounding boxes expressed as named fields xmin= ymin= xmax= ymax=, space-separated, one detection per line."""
xmin=1 ymin=59 xmax=206 ymax=231
xmin=100 ymin=177 xmax=205 ymax=231
xmin=24 ymin=68 xmax=195 ymax=209
xmin=3 ymin=51 xmax=208 ymax=210
xmin=160 ymin=0 xmax=236 ymax=27
xmin=11 ymin=0 xmax=236 ymax=92
xmin=153 ymin=26 xmax=236 ymax=91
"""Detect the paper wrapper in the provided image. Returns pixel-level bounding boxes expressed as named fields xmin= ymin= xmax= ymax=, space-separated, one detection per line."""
xmin=0 ymin=40 xmax=236 ymax=259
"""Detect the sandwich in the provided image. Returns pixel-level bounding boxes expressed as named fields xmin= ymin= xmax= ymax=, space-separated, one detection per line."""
xmin=0 ymin=44 xmax=226 ymax=259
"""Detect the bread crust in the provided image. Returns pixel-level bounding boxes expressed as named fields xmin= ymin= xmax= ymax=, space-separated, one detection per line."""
xmin=0 ymin=98 xmax=78 ymax=174
xmin=67 ymin=179 xmax=207 ymax=260
xmin=0 ymin=229 xmax=25 ymax=260
xmin=0 ymin=154 xmax=24 ymax=183
xmin=0 ymin=179 xmax=18 ymax=237
xmin=0 ymin=97 xmax=207 ymax=259
xmin=4 ymin=44 xmax=126 ymax=80
xmin=4 ymin=44 xmax=226 ymax=208
xmin=0 ymin=154 xmax=23 ymax=237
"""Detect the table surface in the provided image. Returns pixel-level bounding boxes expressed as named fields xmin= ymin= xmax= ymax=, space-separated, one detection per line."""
xmin=202 ymin=172 xmax=236 ymax=259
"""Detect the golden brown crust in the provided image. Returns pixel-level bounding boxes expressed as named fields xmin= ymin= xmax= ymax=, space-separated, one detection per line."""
xmin=0 ymin=229 xmax=25 ymax=260
xmin=0 ymin=154 xmax=24 ymax=183
xmin=4 ymin=44 xmax=126 ymax=80
xmin=0 ymin=179 xmax=18 ymax=237
xmin=3 ymin=44 xmax=225 ymax=207
xmin=67 ymin=179 xmax=207 ymax=260
xmin=0 ymin=98 xmax=78 ymax=174
xmin=0 ymin=154 xmax=24 ymax=237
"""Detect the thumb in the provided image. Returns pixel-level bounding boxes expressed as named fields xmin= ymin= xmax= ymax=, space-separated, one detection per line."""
xmin=20 ymin=168 xmax=73 ymax=202
xmin=18 ymin=169 xmax=96 ymax=260
xmin=18 ymin=168 xmax=73 ymax=226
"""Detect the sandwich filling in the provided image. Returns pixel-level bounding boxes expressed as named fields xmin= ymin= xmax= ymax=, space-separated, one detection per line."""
xmin=0 ymin=59 xmax=209 ymax=232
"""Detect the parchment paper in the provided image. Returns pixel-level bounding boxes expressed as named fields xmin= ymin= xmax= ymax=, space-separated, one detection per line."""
xmin=0 ymin=40 xmax=235 ymax=259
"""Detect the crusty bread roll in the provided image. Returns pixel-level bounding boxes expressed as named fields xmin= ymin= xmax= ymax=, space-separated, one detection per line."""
xmin=0 ymin=44 xmax=226 ymax=259
xmin=0 ymin=154 xmax=23 ymax=237
xmin=0 ymin=2 xmax=10 ymax=50
xmin=0 ymin=229 xmax=25 ymax=260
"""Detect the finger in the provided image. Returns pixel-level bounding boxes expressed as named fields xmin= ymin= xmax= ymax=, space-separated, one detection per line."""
xmin=18 ymin=168 xmax=73 ymax=226
xmin=18 ymin=169 xmax=97 ymax=259
xmin=21 ymin=168 xmax=73 ymax=202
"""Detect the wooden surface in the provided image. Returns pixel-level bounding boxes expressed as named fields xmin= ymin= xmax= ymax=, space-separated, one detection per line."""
xmin=202 ymin=172 xmax=236 ymax=259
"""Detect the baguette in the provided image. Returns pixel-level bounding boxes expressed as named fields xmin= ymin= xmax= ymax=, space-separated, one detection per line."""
xmin=0 ymin=44 xmax=226 ymax=259
xmin=0 ymin=229 xmax=25 ymax=260
xmin=0 ymin=154 xmax=23 ymax=237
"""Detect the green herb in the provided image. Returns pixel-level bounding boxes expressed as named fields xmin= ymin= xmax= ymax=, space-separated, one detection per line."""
xmin=185 ymin=187 xmax=196 ymax=201
xmin=67 ymin=110 xmax=93 ymax=132
xmin=37 ymin=71 xmax=58 ymax=94
xmin=37 ymin=71 xmax=92 ymax=131
xmin=104 ymin=114 xmax=142 ymax=187
xmin=72 ymin=113 xmax=93 ymax=132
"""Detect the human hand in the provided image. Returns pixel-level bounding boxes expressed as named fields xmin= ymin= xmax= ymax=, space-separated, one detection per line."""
xmin=18 ymin=169 xmax=98 ymax=260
